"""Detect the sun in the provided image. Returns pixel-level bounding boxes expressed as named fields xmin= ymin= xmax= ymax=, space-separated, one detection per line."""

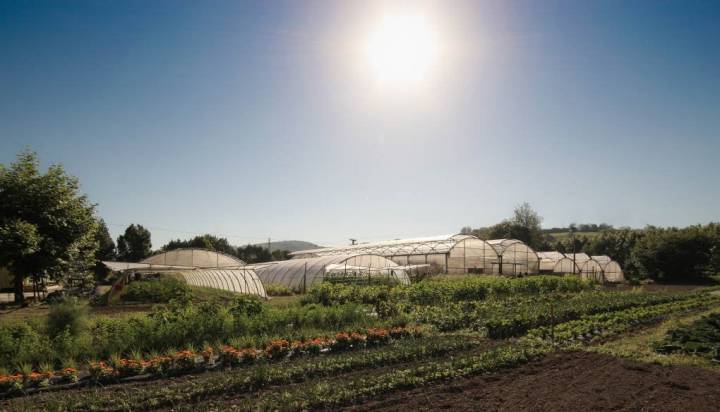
xmin=363 ymin=14 xmax=440 ymax=87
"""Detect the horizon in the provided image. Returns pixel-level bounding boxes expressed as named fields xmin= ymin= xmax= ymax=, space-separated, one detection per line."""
xmin=1 ymin=0 xmax=719 ymax=248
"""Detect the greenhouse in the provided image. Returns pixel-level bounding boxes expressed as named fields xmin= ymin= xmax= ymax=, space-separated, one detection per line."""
xmin=104 ymin=249 xmax=266 ymax=298
xmin=564 ymin=253 xmax=591 ymax=267
xmin=141 ymin=248 xmax=245 ymax=268
xmin=250 ymin=254 xmax=410 ymax=292
xmin=486 ymin=239 xmax=539 ymax=275
xmin=537 ymin=251 xmax=579 ymax=274
xmin=175 ymin=269 xmax=266 ymax=298
xmin=290 ymin=234 xmax=499 ymax=274
xmin=592 ymin=255 xmax=625 ymax=282
xmin=578 ymin=259 xmax=604 ymax=282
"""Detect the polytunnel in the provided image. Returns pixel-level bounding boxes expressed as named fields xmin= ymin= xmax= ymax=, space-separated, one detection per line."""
xmin=141 ymin=248 xmax=246 ymax=268
xmin=537 ymin=251 xmax=579 ymax=274
xmin=564 ymin=253 xmax=591 ymax=268
xmin=578 ymin=259 xmax=604 ymax=282
xmin=290 ymin=234 xmax=499 ymax=274
xmin=249 ymin=254 xmax=410 ymax=292
xmin=592 ymin=255 xmax=625 ymax=282
xmin=175 ymin=269 xmax=266 ymax=298
xmin=487 ymin=239 xmax=539 ymax=275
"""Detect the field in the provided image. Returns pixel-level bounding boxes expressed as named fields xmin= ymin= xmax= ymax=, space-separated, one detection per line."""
xmin=1 ymin=276 xmax=720 ymax=411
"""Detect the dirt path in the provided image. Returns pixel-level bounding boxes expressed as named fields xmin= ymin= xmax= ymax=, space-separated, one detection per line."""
xmin=345 ymin=351 xmax=720 ymax=412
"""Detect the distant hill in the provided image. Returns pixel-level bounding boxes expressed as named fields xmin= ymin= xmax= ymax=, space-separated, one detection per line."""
xmin=253 ymin=240 xmax=321 ymax=252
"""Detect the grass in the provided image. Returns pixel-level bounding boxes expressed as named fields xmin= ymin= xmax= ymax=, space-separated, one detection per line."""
xmin=585 ymin=303 xmax=720 ymax=369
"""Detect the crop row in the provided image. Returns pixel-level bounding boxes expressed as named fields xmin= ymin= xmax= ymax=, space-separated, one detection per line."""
xmin=414 ymin=290 xmax=708 ymax=338
xmin=304 ymin=275 xmax=594 ymax=307
xmin=3 ymin=334 xmax=486 ymax=411
xmin=527 ymin=294 xmax=719 ymax=345
xmin=0 ymin=326 xmax=421 ymax=396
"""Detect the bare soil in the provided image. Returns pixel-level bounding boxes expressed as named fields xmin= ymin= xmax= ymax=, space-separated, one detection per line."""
xmin=345 ymin=351 xmax=720 ymax=412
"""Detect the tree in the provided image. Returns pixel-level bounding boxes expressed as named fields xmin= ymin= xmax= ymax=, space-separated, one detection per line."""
xmin=95 ymin=219 xmax=116 ymax=261
xmin=116 ymin=224 xmax=152 ymax=262
xmin=162 ymin=234 xmax=236 ymax=257
xmin=0 ymin=151 xmax=98 ymax=304
xmin=484 ymin=202 xmax=544 ymax=249
xmin=237 ymin=244 xmax=272 ymax=263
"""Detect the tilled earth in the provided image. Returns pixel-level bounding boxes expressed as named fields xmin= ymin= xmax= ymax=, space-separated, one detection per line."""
xmin=344 ymin=350 xmax=720 ymax=412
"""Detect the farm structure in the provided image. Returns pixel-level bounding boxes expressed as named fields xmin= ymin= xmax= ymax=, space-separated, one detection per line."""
xmin=486 ymin=239 xmax=540 ymax=275
xmin=290 ymin=234 xmax=500 ymax=274
xmin=104 ymin=249 xmax=267 ymax=298
xmin=248 ymin=254 xmax=410 ymax=292
xmin=537 ymin=251 xmax=579 ymax=274
xmin=592 ymin=255 xmax=625 ymax=282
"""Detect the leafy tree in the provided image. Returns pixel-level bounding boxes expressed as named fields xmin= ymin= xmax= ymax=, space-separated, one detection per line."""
xmin=95 ymin=219 xmax=116 ymax=261
xmin=484 ymin=202 xmax=544 ymax=249
xmin=0 ymin=151 xmax=98 ymax=304
xmin=271 ymin=249 xmax=291 ymax=261
xmin=116 ymin=224 xmax=152 ymax=262
xmin=237 ymin=244 xmax=272 ymax=263
xmin=162 ymin=234 xmax=236 ymax=257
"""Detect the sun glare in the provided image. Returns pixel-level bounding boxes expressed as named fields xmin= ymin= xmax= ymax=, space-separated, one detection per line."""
xmin=364 ymin=13 xmax=440 ymax=87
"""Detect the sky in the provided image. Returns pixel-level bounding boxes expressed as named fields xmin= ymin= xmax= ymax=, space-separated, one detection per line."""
xmin=1 ymin=0 xmax=719 ymax=248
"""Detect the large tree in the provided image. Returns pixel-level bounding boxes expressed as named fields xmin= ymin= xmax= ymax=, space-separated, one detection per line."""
xmin=116 ymin=224 xmax=152 ymax=262
xmin=486 ymin=202 xmax=544 ymax=249
xmin=0 ymin=151 xmax=98 ymax=304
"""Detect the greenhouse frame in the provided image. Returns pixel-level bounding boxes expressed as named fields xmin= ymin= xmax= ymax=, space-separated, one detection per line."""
xmin=249 ymin=254 xmax=410 ymax=292
xmin=537 ymin=251 xmax=579 ymax=274
xmin=486 ymin=239 xmax=539 ymax=275
xmin=592 ymin=255 xmax=625 ymax=283
xmin=578 ymin=258 xmax=604 ymax=282
xmin=290 ymin=234 xmax=499 ymax=274
xmin=104 ymin=249 xmax=267 ymax=298
xmin=175 ymin=269 xmax=266 ymax=298
xmin=141 ymin=248 xmax=246 ymax=268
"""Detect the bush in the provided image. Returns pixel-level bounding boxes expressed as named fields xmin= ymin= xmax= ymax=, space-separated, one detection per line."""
xmin=46 ymin=298 xmax=89 ymax=338
xmin=120 ymin=278 xmax=190 ymax=303
xmin=264 ymin=283 xmax=294 ymax=297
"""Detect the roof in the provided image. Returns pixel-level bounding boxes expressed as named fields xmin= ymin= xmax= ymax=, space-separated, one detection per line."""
xmin=592 ymin=255 xmax=613 ymax=266
xmin=537 ymin=251 xmax=566 ymax=261
xmin=565 ymin=253 xmax=591 ymax=262
xmin=141 ymin=248 xmax=246 ymax=268
xmin=486 ymin=239 xmax=525 ymax=254
xmin=289 ymin=234 xmax=480 ymax=257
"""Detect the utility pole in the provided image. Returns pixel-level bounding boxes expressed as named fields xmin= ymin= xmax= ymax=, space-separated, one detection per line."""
xmin=350 ymin=238 xmax=357 ymax=245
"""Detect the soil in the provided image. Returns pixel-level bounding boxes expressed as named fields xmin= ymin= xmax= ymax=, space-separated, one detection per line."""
xmin=345 ymin=351 xmax=720 ymax=412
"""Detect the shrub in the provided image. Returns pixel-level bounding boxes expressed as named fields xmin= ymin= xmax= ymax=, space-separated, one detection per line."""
xmin=120 ymin=278 xmax=190 ymax=303
xmin=46 ymin=298 xmax=89 ymax=338
xmin=264 ymin=283 xmax=294 ymax=297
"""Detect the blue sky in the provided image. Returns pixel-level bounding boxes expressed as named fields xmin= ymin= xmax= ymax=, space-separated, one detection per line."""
xmin=1 ymin=0 xmax=719 ymax=248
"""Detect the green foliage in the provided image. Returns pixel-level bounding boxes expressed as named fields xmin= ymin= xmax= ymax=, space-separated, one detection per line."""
xmin=265 ymin=283 xmax=294 ymax=296
xmin=303 ymin=275 xmax=593 ymax=308
xmin=0 ymin=150 xmax=98 ymax=304
xmin=230 ymin=295 xmax=265 ymax=317
xmin=120 ymin=278 xmax=190 ymax=303
xmin=527 ymin=294 xmax=717 ymax=345
xmin=654 ymin=312 xmax=720 ymax=360
xmin=116 ymin=224 xmax=152 ymax=262
xmin=46 ymin=298 xmax=89 ymax=338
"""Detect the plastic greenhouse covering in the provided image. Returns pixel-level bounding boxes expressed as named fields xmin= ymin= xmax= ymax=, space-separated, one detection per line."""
xmin=487 ymin=239 xmax=540 ymax=275
xmin=175 ymin=269 xmax=266 ymax=298
xmin=593 ymin=256 xmax=625 ymax=282
xmin=290 ymin=234 xmax=499 ymax=274
xmin=249 ymin=254 xmax=410 ymax=292
xmin=578 ymin=259 xmax=604 ymax=282
xmin=537 ymin=252 xmax=579 ymax=274
xmin=141 ymin=248 xmax=246 ymax=269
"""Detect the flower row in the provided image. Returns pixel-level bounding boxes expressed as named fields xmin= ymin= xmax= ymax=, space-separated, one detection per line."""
xmin=0 ymin=368 xmax=77 ymax=392
xmin=0 ymin=326 xmax=422 ymax=392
